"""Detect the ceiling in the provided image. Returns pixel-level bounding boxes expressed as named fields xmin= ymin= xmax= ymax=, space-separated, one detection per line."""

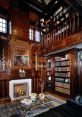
xmin=12 ymin=0 xmax=82 ymax=18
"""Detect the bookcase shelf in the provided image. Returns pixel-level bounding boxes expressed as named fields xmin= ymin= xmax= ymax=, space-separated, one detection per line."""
xmin=54 ymin=54 xmax=71 ymax=95
xmin=45 ymin=50 xmax=79 ymax=98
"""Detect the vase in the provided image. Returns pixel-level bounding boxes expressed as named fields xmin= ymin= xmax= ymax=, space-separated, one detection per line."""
xmin=39 ymin=93 xmax=45 ymax=101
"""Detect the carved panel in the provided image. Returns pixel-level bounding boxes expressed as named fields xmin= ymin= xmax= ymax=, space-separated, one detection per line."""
xmin=52 ymin=32 xmax=82 ymax=52
xmin=11 ymin=7 xmax=29 ymax=41
xmin=10 ymin=39 xmax=32 ymax=69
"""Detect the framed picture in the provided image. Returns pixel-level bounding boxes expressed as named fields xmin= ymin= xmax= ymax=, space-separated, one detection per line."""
xmin=14 ymin=55 xmax=29 ymax=66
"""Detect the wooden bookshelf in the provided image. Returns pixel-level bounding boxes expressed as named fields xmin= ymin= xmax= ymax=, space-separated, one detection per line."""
xmin=54 ymin=54 xmax=71 ymax=96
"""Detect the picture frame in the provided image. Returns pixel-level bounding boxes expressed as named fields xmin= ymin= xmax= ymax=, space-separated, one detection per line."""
xmin=14 ymin=55 xmax=29 ymax=66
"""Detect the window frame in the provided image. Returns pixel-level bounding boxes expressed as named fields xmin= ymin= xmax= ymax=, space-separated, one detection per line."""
xmin=0 ymin=15 xmax=9 ymax=36
xmin=29 ymin=28 xmax=34 ymax=41
xmin=0 ymin=17 xmax=7 ymax=34
xmin=29 ymin=27 xmax=41 ymax=43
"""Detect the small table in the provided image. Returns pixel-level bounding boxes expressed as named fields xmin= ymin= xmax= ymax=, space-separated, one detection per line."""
xmin=17 ymin=97 xmax=56 ymax=117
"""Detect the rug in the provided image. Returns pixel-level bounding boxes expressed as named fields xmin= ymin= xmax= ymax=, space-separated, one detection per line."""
xmin=0 ymin=102 xmax=22 ymax=117
xmin=45 ymin=94 xmax=66 ymax=106
xmin=0 ymin=94 xmax=66 ymax=117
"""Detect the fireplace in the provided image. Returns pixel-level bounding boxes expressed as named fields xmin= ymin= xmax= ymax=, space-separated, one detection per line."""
xmin=9 ymin=79 xmax=32 ymax=100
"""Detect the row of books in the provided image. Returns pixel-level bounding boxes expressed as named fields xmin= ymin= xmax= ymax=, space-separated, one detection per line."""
xmin=55 ymin=78 xmax=70 ymax=83
xmin=55 ymin=87 xmax=70 ymax=95
xmin=55 ymin=66 xmax=70 ymax=71
xmin=55 ymin=72 xmax=70 ymax=77
xmin=55 ymin=82 xmax=70 ymax=89
xmin=55 ymin=60 xmax=70 ymax=66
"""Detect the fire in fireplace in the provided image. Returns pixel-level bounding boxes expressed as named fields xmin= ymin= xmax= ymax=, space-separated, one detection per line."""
xmin=14 ymin=83 xmax=28 ymax=98
xmin=9 ymin=79 xmax=32 ymax=100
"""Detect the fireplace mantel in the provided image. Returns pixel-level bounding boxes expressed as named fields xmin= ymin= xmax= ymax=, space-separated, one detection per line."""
xmin=9 ymin=79 xmax=32 ymax=100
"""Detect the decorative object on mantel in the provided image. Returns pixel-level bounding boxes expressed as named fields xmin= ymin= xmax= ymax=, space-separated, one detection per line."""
xmin=19 ymin=69 xmax=26 ymax=78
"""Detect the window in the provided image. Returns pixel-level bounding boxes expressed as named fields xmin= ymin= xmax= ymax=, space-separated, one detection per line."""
xmin=0 ymin=18 xmax=7 ymax=33
xmin=35 ymin=30 xmax=40 ymax=42
xmin=29 ymin=29 xmax=40 ymax=42
xmin=29 ymin=28 xmax=33 ymax=40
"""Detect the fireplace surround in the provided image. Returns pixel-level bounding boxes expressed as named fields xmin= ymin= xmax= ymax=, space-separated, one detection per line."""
xmin=9 ymin=79 xmax=32 ymax=100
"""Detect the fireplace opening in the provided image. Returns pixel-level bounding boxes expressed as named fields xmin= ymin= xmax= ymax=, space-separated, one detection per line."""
xmin=9 ymin=79 xmax=32 ymax=100
xmin=14 ymin=83 xmax=28 ymax=98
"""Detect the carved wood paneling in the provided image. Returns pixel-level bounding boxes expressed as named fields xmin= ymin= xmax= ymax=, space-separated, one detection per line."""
xmin=29 ymin=11 xmax=39 ymax=23
xmin=11 ymin=7 xmax=29 ymax=41
xmin=44 ymin=32 xmax=82 ymax=54
xmin=10 ymin=39 xmax=32 ymax=69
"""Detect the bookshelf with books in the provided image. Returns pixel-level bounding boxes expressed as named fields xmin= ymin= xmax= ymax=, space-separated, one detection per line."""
xmin=54 ymin=53 xmax=72 ymax=96
xmin=46 ymin=58 xmax=55 ymax=92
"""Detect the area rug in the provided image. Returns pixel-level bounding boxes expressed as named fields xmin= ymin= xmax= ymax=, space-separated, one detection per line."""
xmin=0 ymin=94 xmax=66 ymax=117
xmin=45 ymin=94 xmax=66 ymax=106
xmin=0 ymin=102 xmax=22 ymax=117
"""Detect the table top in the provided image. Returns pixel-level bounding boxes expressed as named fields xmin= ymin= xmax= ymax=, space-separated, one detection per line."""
xmin=17 ymin=96 xmax=56 ymax=117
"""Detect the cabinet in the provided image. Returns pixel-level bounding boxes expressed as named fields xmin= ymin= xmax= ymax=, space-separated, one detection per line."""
xmin=0 ymin=79 xmax=9 ymax=98
xmin=55 ymin=54 xmax=70 ymax=95
xmin=32 ymin=70 xmax=42 ymax=93
xmin=43 ymin=7 xmax=80 ymax=52
xmin=54 ymin=52 xmax=79 ymax=97
xmin=46 ymin=59 xmax=54 ymax=92
xmin=46 ymin=76 xmax=53 ymax=91
xmin=45 ymin=50 xmax=79 ymax=97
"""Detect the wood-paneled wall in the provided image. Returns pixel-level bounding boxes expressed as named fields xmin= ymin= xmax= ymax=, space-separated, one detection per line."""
xmin=11 ymin=7 xmax=29 ymax=41
xmin=0 ymin=2 xmax=45 ymax=103
xmin=0 ymin=1 xmax=82 ymax=103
